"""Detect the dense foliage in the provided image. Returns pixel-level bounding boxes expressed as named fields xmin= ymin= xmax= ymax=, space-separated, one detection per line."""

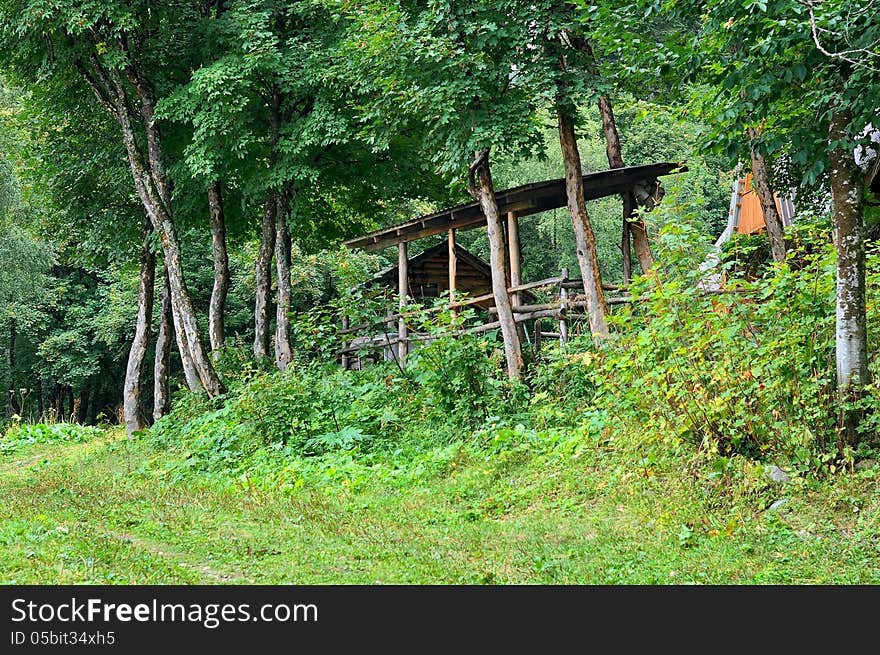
xmin=1 ymin=0 xmax=878 ymax=468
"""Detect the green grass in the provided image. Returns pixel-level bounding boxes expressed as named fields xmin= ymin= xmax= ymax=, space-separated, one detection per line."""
xmin=1 ymin=425 xmax=879 ymax=584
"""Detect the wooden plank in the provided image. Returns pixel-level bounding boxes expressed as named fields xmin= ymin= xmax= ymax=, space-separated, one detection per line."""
xmin=560 ymin=279 xmax=624 ymax=291
xmin=448 ymin=228 xmax=457 ymax=304
xmin=559 ymin=267 xmax=569 ymax=346
xmin=398 ymin=242 xmax=408 ymax=366
xmin=507 ymin=211 xmax=521 ymax=307
xmin=508 ymin=276 xmax=565 ymax=293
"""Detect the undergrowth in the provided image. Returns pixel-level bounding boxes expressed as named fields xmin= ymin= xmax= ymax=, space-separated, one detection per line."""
xmin=148 ymin=216 xmax=880 ymax=487
xmin=0 ymin=421 xmax=101 ymax=455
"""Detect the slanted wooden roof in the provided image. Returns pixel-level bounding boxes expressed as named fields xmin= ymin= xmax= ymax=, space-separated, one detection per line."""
xmin=346 ymin=162 xmax=684 ymax=252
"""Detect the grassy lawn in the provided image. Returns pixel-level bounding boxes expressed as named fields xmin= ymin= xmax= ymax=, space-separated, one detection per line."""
xmin=1 ymin=427 xmax=879 ymax=584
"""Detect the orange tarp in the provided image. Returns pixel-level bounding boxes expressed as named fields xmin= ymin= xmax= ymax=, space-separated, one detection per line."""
xmin=735 ymin=173 xmax=787 ymax=235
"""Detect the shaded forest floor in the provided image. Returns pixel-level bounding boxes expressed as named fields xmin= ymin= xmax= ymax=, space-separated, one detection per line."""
xmin=2 ymin=426 xmax=879 ymax=584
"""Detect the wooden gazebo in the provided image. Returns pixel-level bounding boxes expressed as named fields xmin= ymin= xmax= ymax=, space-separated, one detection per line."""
xmin=342 ymin=162 xmax=683 ymax=366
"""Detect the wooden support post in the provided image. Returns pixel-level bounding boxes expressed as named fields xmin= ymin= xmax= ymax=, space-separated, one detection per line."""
xmin=507 ymin=211 xmax=522 ymax=307
xmin=398 ymin=241 xmax=408 ymax=367
xmin=559 ymin=267 xmax=569 ymax=347
xmin=622 ymin=221 xmax=632 ymax=285
xmin=341 ymin=314 xmax=350 ymax=370
xmin=448 ymin=228 xmax=457 ymax=308
xmin=533 ymin=319 xmax=542 ymax=357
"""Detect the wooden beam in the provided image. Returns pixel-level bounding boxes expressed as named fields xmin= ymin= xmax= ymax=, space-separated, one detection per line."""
xmin=340 ymin=314 xmax=350 ymax=370
xmin=559 ymin=267 xmax=569 ymax=346
xmin=507 ymin=211 xmax=521 ymax=307
xmin=448 ymin=228 xmax=457 ymax=306
xmin=398 ymin=242 xmax=408 ymax=367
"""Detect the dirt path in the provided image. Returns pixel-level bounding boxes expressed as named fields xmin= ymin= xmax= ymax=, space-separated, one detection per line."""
xmin=101 ymin=530 xmax=252 ymax=584
xmin=1 ymin=435 xmax=253 ymax=584
xmin=0 ymin=451 xmax=51 ymax=475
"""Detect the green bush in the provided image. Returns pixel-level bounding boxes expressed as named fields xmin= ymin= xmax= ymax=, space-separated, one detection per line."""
xmin=0 ymin=422 xmax=102 ymax=455
xmin=535 ymin=216 xmax=880 ymax=470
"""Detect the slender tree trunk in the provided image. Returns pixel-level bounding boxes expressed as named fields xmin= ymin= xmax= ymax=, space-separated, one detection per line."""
xmin=66 ymin=386 xmax=74 ymax=422
xmin=598 ymin=96 xmax=654 ymax=275
xmin=36 ymin=377 xmax=44 ymax=419
xmin=558 ymin=108 xmax=609 ymax=339
xmin=76 ymin=386 xmax=90 ymax=425
xmin=274 ymin=190 xmax=293 ymax=372
xmin=747 ymin=128 xmax=786 ymax=261
xmin=468 ymin=149 xmax=523 ymax=380
xmin=208 ymin=181 xmax=229 ymax=354
xmin=123 ymin=220 xmax=155 ymax=436
xmin=153 ymin=267 xmax=173 ymax=421
xmin=6 ymin=318 xmax=18 ymax=417
xmin=172 ymin=299 xmax=202 ymax=392
xmin=254 ymin=192 xmax=276 ymax=360
xmin=829 ymin=109 xmax=870 ymax=443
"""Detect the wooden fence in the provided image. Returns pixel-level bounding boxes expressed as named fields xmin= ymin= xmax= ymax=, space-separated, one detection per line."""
xmin=337 ymin=270 xmax=631 ymax=369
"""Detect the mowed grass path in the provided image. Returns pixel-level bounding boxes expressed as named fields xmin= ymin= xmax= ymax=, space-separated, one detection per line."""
xmin=2 ymin=429 xmax=880 ymax=584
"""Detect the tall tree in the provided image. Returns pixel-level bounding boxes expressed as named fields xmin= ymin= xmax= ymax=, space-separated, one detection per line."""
xmin=468 ymin=149 xmax=524 ymax=378
xmin=678 ymin=0 xmax=880 ymax=440
xmin=1 ymin=0 xmax=224 ymax=396
xmin=597 ymin=96 xmax=653 ymax=277
xmin=274 ymin=189 xmax=293 ymax=371
xmin=253 ymin=196 xmax=276 ymax=360
xmin=544 ymin=22 xmax=610 ymax=338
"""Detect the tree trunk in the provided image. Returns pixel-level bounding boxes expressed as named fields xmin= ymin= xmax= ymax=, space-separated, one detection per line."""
xmin=558 ymin=108 xmax=609 ymax=339
xmin=274 ymin=190 xmax=293 ymax=372
xmin=468 ymin=149 xmax=523 ymax=380
xmin=829 ymin=109 xmax=870 ymax=443
xmin=123 ymin=220 xmax=155 ymax=436
xmin=6 ymin=318 xmax=18 ymax=418
xmin=37 ymin=376 xmax=46 ymax=420
xmin=126 ymin=73 xmax=222 ymax=396
xmin=66 ymin=386 xmax=75 ymax=422
xmin=254 ymin=192 xmax=276 ymax=360
xmin=598 ymin=96 xmax=654 ymax=275
xmin=76 ymin=386 xmax=90 ymax=425
xmin=84 ymin=62 xmax=223 ymax=397
xmin=36 ymin=376 xmax=43 ymax=420
xmin=747 ymin=128 xmax=786 ymax=261
xmin=172 ymin=297 xmax=202 ymax=392
xmin=208 ymin=181 xmax=229 ymax=354
xmin=153 ymin=267 xmax=173 ymax=422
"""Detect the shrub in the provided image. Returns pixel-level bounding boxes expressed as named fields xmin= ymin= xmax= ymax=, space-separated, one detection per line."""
xmin=534 ymin=216 xmax=880 ymax=469
xmin=0 ymin=422 xmax=102 ymax=455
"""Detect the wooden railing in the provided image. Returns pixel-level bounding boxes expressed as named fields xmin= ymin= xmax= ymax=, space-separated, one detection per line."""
xmin=336 ymin=269 xmax=635 ymax=368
